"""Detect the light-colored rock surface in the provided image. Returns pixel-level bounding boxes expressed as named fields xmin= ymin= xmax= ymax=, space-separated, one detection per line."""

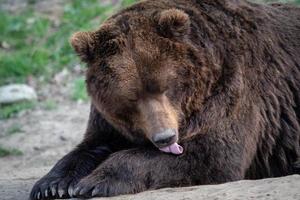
xmin=0 ymin=84 xmax=37 ymax=104
xmin=1 ymin=174 xmax=300 ymax=200
xmin=93 ymin=175 xmax=300 ymax=200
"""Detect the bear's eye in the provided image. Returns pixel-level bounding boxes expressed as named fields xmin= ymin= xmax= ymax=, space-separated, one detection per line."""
xmin=128 ymin=98 xmax=138 ymax=103
xmin=88 ymin=75 xmax=97 ymax=84
xmin=162 ymin=85 xmax=169 ymax=93
xmin=145 ymin=82 xmax=169 ymax=94
xmin=98 ymin=60 xmax=112 ymax=74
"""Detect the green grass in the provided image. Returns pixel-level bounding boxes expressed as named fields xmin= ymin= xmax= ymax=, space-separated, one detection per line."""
xmin=0 ymin=0 xmax=137 ymax=86
xmin=72 ymin=78 xmax=89 ymax=102
xmin=253 ymin=0 xmax=299 ymax=2
xmin=41 ymin=99 xmax=58 ymax=110
xmin=121 ymin=0 xmax=138 ymax=6
xmin=0 ymin=101 xmax=36 ymax=119
xmin=0 ymin=99 xmax=58 ymax=119
xmin=0 ymin=146 xmax=23 ymax=157
xmin=6 ymin=123 xmax=23 ymax=136
xmin=0 ymin=10 xmax=52 ymax=84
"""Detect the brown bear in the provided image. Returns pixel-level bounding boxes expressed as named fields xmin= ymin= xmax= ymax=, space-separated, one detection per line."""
xmin=30 ymin=0 xmax=300 ymax=199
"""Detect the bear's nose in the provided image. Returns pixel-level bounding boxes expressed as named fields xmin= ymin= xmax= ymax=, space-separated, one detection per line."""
xmin=152 ymin=129 xmax=177 ymax=147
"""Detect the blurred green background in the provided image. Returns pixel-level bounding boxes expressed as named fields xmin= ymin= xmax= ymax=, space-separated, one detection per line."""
xmin=0 ymin=0 xmax=136 ymax=86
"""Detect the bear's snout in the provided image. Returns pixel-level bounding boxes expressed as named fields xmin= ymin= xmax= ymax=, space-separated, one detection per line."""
xmin=137 ymin=95 xmax=179 ymax=148
xmin=152 ymin=128 xmax=177 ymax=148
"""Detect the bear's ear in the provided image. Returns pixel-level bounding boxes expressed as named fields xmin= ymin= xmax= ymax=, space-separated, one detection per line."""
xmin=70 ymin=31 xmax=95 ymax=62
xmin=157 ymin=9 xmax=190 ymax=38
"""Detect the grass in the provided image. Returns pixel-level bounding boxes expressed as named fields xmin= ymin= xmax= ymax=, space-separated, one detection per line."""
xmin=121 ymin=0 xmax=138 ymax=6
xmin=0 ymin=10 xmax=52 ymax=84
xmin=6 ymin=123 xmax=23 ymax=136
xmin=0 ymin=146 xmax=23 ymax=157
xmin=0 ymin=0 xmax=137 ymax=86
xmin=72 ymin=78 xmax=89 ymax=102
xmin=253 ymin=0 xmax=299 ymax=2
xmin=0 ymin=101 xmax=36 ymax=119
xmin=0 ymin=99 xmax=59 ymax=119
xmin=41 ymin=99 xmax=58 ymax=110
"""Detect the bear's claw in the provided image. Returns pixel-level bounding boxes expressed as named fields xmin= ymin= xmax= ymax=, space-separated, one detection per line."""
xmin=29 ymin=175 xmax=78 ymax=200
xmin=71 ymin=176 xmax=108 ymax=198
xmin=50 ymin=185 xmax=56 ymax=196
xmin=73 ymin=183 xmax=93 ymax=197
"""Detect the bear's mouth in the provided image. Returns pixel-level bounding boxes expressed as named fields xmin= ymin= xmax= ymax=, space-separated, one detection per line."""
xmin=159 ymin=143 xmax=183 ymax=155
xmin=150 ymin=128 xmax=183 ymax=155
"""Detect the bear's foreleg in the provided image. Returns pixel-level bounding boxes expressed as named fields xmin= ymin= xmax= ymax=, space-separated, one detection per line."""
xmin=72 ymin=132 xmax=247 ymax=198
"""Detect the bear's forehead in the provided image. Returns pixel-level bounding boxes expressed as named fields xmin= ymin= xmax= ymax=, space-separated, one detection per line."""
xmin=87 ymin=7 xmax=184 ymax=88
xmin=93 ymin=19 xmax=169 ymax=67
xmin=100 ymin=4 xmax=164 ymax=41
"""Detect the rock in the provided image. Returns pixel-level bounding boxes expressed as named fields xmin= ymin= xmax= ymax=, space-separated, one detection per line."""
xmin=0 ymin=84 xmax=37 ymax=104
xmin=0 ymin=175 xmax=299 ymax=200
xmin=53 ymin=68 xmax=69 ymax=84
xmin=94 ymin=175 xmax=300 ymax=200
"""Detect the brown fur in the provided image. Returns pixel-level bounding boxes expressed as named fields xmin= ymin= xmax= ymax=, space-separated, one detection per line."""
xmin=30 ymin=0 xmax=300 ymax=199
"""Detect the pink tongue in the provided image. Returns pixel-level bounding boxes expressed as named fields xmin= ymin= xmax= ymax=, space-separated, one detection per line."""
xmin=159 ymin=143 xmax=183 ymax=155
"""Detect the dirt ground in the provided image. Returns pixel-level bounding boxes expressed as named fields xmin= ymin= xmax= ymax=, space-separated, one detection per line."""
xmin=0 ymin=100 xmax=90 ymax=200
xmin=0 ymin=101 xmax=89 ymax=177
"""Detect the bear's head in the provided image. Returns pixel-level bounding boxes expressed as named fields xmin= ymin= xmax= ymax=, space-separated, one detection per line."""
xmin=70 ymin=5 xmax=218 ymax=151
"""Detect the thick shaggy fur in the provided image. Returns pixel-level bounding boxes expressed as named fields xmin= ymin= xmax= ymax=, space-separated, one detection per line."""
xmin=30 ymin=0 xmax=300 ymax=199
